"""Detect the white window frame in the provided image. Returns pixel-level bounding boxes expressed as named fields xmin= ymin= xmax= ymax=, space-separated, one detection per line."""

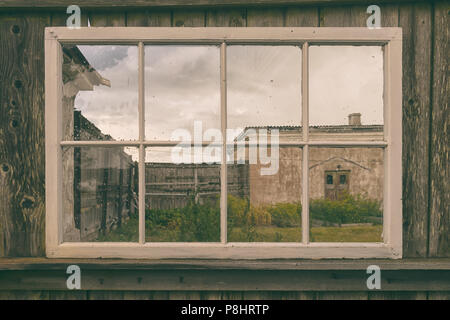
xmin=45 ymin=27 xmax=402 ymax=259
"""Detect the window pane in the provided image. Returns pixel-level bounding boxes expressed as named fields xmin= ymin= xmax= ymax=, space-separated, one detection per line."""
xmin=226 ymin=45 xmax=303 ymax=242
xmin=309 ymin=147 xmax=384 ymax=242
xmin=145 ymin=147 xmax=221 ymax=242
xmin=309 ymin=46 xmax=383 ymax=141
xmin=227 ymin=144 xmax=303 ymax=242
xmin=145 ymin=45 xmax=220 ymax=141
xmin=227 ymin=45 xmax=302 ymax=141
xmin=62 ymin=146 xmax=139 ymax=242
xmin=62 ymin=45 xmax=139 ymax=141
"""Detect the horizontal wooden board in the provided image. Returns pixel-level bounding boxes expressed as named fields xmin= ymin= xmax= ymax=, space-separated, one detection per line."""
xmin=0 ymin=0 xmax=424 ymax=9
xmin=0 ymin=268 xmax=448 ymax=291
xmin=1 ymin=258 xmax=449 ymax=271
xmin=45 ymin=26 xmax=402 ymax=44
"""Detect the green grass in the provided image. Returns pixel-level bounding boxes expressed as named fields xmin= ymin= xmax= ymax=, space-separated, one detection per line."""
xmin=97 ymin=216 xmax=383 ymax=243
xmin=229 ymin=225 xmax=382 ymax=242
xmin=310 ymin=225 xmax=382 ymax=242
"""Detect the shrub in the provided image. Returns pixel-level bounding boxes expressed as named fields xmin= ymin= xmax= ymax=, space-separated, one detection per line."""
xmin=177 ymin=199 xmax=220 ymax=242
xmin=267 ymin=202 xmax=302 ymax=227
xmin=309 ymin=193 xmax=382 ymax=226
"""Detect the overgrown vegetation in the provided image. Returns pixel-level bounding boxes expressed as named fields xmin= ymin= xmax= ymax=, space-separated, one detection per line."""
xmin=310 ymin=193 xmax=382 ymax=226
xmin=98 ymin=193 xmax=382 ymax=242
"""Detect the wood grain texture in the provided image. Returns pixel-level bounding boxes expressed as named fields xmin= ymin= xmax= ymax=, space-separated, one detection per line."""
xmin=0 ymin=289 xmax=447 ymax=300
xmin=368 ymin=291 xmax=427 ymax=300
xmin=51 ymin=10 xmax=88 ymax=27
xmin=0 ymin=0 xmax=425 ymax=9
xmin=173 ymin=9 xmax=205 ymax=27
xmin=2 ymin=257 xmax=450 ymax=270
xmin=127 ymin=10 xmax=171 ymax=27
xmin=427 ymin=291 xmax=450 ymax=300
xmin=206 ymin=8 xmax=247 ymax=27
xmin=0 ymin=14 xmax=49 ymax=257
xmin=399 ymin=2 xmax=432 ymax=258
xmin=319 ymin=5 xmax=367 ymax=27
xmin=1 ymin=268 xmax=448 ymax=291
xmin=319 ymin=4 xmax=398 ymax=27
xmin=429 ymin=0 xmax=449 ymax=257
xmin=285 ymin=7 xmax=319 ymax=27
xmin=247 ymin=7 xmax=285 ymax=26
xmin=89 ymin=11 xmax=126 ymax=27
xmin=317 ymin=291 xmax=368 ymax=300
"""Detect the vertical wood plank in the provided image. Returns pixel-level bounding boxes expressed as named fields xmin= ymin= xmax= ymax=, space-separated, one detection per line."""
xmin=427 ymin=292 xmax=450 ymax=300
xmin=152 ymin=291 xmax=170 ymax=299
xmin=0 ymin=290 xmax=50 ymax=300
xmin=285 ymin=7 xmax=319 ymax=27
xmin=319 ymin=5 xmax=367 ymax=27
xmin=317 ymin=291 xmax=368 ymax=300
xmin=89 ymin=11 xmax=125 ymax=27
xmin=49 ymin=290 xmax=88 ymax=300
xmin=247 ymin=7 xmax=285 ymax=27
xmin=122 ymin=291 xmax=153 ymax=300
xmin=206 ymin=8 xmax=246 ymax=27
xmin=201 ymin=291 xmax=223 ymax=300
xmin=319 ymin=4 xmax=398 ymax=28
xmin=429 ymin=0 xmax=449 ymax=257
xmin=88 ymin=291 xmax=124 ymax=300
xmin=168 ymin=291 xmax=202 ymax=300
xmin=172 ymin=9 xmax=205 ymax=27
xmin=280 ymin=291 xmax=316 ymax=300
xmin=380 ymin=4 xmax=399 ymax=27
xmin=399 ymin=2 xmax=433 ymax=258
xmin=125 ymin=11 xmax=148 ymax=27
xmin=222 ymin=291 xmax=244 ymax=300
xmin=0 ymin=13 xmax=50 ymax=257
xmin=51 ymin=9 xmax=88 ymax=27
xmin=368 ymin=292 xmax=427 ymax=300
xmin=127 ymin=10 xmax=171 ymax=27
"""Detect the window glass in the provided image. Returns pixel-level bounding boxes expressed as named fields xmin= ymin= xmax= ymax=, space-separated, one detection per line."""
xmin=62 ymin=45 xmax=139 ymax=141
xmin=145 ymin=147 xmax=221 ymax=242
xmin=145 ymin=45 xmax=220 ymax=141
xmin=309 ymin=46 xmax=384 ymax=141
xmin=309 ymin=147 xmax=384 ymax=242
xmin=227 ymin=45 xmax=303 ymax=242
xmin=62 ymin=146 xmax=139 ymax=242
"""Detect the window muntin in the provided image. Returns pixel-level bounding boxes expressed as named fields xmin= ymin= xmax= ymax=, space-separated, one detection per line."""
xmin=46 ymin=27 xmax=402 ymax=259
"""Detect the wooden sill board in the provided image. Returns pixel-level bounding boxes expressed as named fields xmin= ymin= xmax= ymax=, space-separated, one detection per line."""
xmin=0 ymin=258 xmax=448 ymax=291
xmin=1 ymin=258 xmax=449 ymax=270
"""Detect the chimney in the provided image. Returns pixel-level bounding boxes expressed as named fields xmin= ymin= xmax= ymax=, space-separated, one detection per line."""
xmin=348 ymin=113 xmax=361 ymax=126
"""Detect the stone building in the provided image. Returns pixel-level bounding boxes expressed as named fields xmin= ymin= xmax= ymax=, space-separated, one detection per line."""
xmin=235 ymin=113 xmax=384 ymax=206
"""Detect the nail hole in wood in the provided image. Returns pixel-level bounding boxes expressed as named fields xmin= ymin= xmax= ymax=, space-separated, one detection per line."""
xmin=20 ymin=196 xmax=35 ymax=209
xmin=14 ymin=80 xmax=22 ymax=89
xmin=10 ymin=119 xmax=19 ymax=128
xmin=11 ymin=25 xmax=20 ymax=34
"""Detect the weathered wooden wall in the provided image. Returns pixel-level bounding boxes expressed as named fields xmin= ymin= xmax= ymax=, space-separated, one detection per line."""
xmin=0 ymin=0 xmax=448 ymax=299
xmin=0 ymin=290 xmax=448 ymax=300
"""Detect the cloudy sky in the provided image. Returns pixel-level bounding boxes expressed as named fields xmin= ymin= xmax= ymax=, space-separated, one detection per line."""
xmin=73 ymin=44 xmax=383 ymax=161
